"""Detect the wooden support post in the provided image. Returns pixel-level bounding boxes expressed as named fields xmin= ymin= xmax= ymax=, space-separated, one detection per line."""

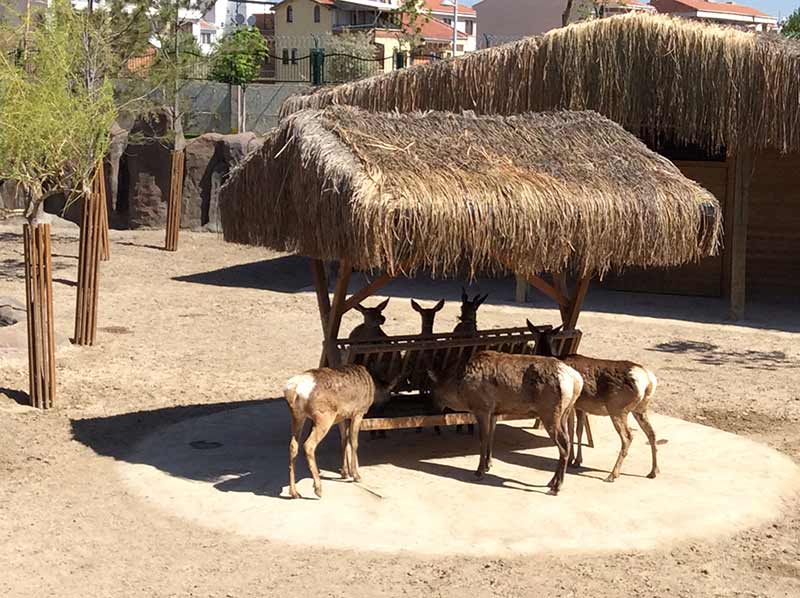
xmin=562 ymin=275 xmax=590 ymax=333
xmin=164 ymin=149 xmax=185 ymax=252
xmin=74 ymin=171 xmax=104 ymax=346
xmin=514 ymin=275 xmax=528 ymax=303
xmin=310 ymin=259 xmax=331 ymax=336
xmin=527 ymin=273 xmax=568 ymax=308
xmin=320 ymin=260 xmax=351 ymax=368
xmin=23 ymin=223 xmax=56 ymax=409
xmin=97 ymin=165 xmax=110 ymax=261
xmin=341 ymin=272 xmax=393 ymax=313
xmin=728 ymin=150 xmax=753 ymax=321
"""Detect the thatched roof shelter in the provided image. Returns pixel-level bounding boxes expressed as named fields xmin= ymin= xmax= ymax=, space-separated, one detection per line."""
xmin=280 ymin=13 xmax=800 ymax=154
xmin=221 ymin=107 xmax=721 ymax=280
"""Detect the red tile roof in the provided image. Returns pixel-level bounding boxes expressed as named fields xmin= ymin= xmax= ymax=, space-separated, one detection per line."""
xmin=420 ymin=15 xmax=469 ymax=40
xmin=657 ymin=0 xmax=773 ymax=19
xmin=425 ymin=0 xmax=476 ymax=17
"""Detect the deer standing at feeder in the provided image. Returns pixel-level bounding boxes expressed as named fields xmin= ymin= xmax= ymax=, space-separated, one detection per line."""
xmin=284 ymin=365 xmax=396 ymax=499
xmin=411 ymin=299 xmax=445 ymax=433
xmin=349 ymin=299 xmax=392 ymax=438
xmin=527 ymin=321 xmax=660 ymax=482
xmin=451 ymin=289 xmax=487 ymax=433
xmin=428 ymin=351 xmax=583 ymax=494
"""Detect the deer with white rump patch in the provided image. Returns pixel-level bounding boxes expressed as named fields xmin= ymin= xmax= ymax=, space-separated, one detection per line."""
xmin=527 ymin=321 xmax=660 ymax=482
xmin=284 ymin=365 xmax=397 ymax=499
xmin=428 ymin=351 xmax=583 ymax=494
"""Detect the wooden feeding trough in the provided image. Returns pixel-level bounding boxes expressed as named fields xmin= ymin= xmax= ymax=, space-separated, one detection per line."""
xmin=220 ymin=107 xmax=722 ymax=430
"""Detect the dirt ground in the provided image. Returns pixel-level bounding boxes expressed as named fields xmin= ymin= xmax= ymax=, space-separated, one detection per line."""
xmin=1 ymin=224 xmax=799 ymax=598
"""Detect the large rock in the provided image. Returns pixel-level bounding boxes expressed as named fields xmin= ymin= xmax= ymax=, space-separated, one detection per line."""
xmin=182 ymin=132 xmax=266 ymax=232
xmin=105 ymin=122 xmax=129 ymax=229
xmin=0 ymin=297 xmax=26 ymax=327
xmin=124 ymin=111 xmax=172 ymax=229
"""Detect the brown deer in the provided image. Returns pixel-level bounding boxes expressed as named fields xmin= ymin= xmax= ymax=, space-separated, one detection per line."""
xmin=284 ymin=365 xmax=398 ymax=499
xmin=349 ymin=298 xmax=390 ymax=340
xmin=527 ymin=320 xmax=660 ymax=482
xmin=428 ymin=351 xmax=583 ymax=494
xmin=411 ymin=299 xmax=445 ymax=434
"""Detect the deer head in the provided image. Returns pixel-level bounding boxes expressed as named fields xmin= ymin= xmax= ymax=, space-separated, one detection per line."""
xmin=354 ymin=298 xmax=390 ymax=329
xmin=458 ymin=287 xmax=488 ymax=327
xmin=411 ymin=299 xmax=445 ymax=336
xmin=525 ymin=320 xmax=561 ymax=357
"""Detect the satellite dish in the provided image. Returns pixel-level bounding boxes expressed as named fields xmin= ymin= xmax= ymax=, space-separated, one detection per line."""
xmin=246 ymin=15 xmax=256 ymax=26
xmin=234 ymin=13 xmax=245 ymax=25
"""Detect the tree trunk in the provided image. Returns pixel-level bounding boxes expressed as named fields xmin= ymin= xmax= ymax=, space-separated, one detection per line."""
xmin=23 ymin=221 xmax=56 ymax=409
xmin=239 ymin=86 xmax=246 ymax=133
xmin=562 ymin=0 xmax=575 ymax=26
xmin=74 ymin=172 xmax=104 ymax=346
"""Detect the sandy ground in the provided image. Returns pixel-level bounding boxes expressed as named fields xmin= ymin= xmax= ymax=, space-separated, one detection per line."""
xmin=1 ymin=224 xmax=799 ymax=597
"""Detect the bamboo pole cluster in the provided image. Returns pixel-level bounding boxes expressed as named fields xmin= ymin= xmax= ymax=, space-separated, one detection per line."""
xmin=165 ymin=150 xmax=185 ymax=252
xmin=73 ymin=167 xmax=105 ymax=346
xmin=23 ymin=223 xmax=56 ymax=409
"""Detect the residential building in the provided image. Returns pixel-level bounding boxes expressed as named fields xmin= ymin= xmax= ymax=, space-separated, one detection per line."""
xmin=650 ymin=0 xmax=777 ymax=31
xmin=271 ymin=0 xmax=476 ymax=80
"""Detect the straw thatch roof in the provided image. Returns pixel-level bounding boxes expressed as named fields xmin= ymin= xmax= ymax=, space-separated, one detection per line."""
xmin=280 ymin=14 xmax=800 ymax=153
xmin=221 ymin=107 xmax=721 ymax=280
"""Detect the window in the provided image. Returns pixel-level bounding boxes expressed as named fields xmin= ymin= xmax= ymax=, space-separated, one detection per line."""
xmin=465 ymin=20 xmax=473 ymax=35
xmin=282 ymin=48 xmax=289 ymax=64
xmin=314 ymin=5 xmax=320 ymax=22
xmin=287 ymin=5 xmax=293 ymax=22
xmin=443 ymin=17 xmax=452 ymax=25
xmin=201 ymin=32 xmax=212 ymax=44
xmin=456 ymin=44 xmax=463 ymax=52
xmin=291 ymin=48 xmax=298 ymax=64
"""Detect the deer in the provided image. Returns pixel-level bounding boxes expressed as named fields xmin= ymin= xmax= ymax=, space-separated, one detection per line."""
xmin=450 ymin=289 xmax=488 ymax=433
xmin=284 ymin=365 xmax=399 ymax=499
xmin=527 ymin=320 xmax=660 ymax=482
xmin=427 ymin=351 xmax=583 ymax=495
xmin=349 ymin=298 xmax=390 ymax=340
xmin=411 ymin=299 xmax=445 ymax=434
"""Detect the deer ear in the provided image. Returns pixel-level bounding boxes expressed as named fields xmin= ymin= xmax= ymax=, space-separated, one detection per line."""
xmin=411 ymin=299 xmax=422 ymax=313
xmin=526 ymin=319 xmax=537 ymax=333
xmin=377 ymin=298 xmax=390 ymax=311
xmin=434 ymin=299 xmax=445 ymax=312
xmin=461 ymin=287 xmax=468 ymax=302
xmin=552 ymin=324 xmax=564 ymax=334
xmin=354 ymin=303 xmax=366 ymax=314
xmin=476 ymin=294 xmax=489 ymax=307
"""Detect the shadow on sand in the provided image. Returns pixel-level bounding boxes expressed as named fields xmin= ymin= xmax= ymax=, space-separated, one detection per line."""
xmin=71 ymin=399 xmax=572 ymax=498
xmin=172 ymin=254 xmax=800 ymax=333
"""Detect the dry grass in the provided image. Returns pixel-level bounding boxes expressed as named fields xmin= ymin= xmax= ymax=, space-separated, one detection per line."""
xmin=281 ymin=13 xmax=800 ymax=153
xmin=220 ymin=107 xmax=721 ymax=279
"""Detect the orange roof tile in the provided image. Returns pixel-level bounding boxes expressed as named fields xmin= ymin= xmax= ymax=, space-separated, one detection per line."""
xmin=659 ymin=0 xmax=773 ymax=19
xmin=425 ymin=0 xmax=476 ymax=17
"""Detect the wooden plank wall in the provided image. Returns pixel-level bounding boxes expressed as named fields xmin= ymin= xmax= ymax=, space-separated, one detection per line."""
xmin=600 ymin=160 xmax=728 ymax=297
xmin=746 ymin=151 xmax=800 ymax=293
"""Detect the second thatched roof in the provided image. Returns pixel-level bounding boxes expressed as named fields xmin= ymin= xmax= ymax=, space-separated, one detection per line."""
xmin=221 ymin=107 xmax=721 ymax=279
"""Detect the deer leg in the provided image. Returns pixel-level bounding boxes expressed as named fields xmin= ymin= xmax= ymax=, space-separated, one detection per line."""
xmin=338 ymin=420 xmax=351 ymax=479
xmin=632 ymin=411 xmax=659 ymax=479
xmin=574 ymin=409 xmax=585 ymax=467
xmin=540 ymin=412 xmax=568 ymax=494
xmin=349 ymin=414 xmax=364 ymax=482
xmin=567 ymin=409 xmax=577 ymax=467
xmin=486 ymin=414 xmax=497 ymax=471
xmin=474 ymin=412 xmax=491 ymax=479
xmin=606 ymin=411 xmax=633 ymax=483
xmin=304 ymin=413 xmax=335 ymax=498
xmin=288 ymin=413 xmax=305 ymax=499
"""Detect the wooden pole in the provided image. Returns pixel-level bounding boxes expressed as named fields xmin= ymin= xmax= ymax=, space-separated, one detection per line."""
xmin=165 ymin=149 xmax=185 ymax=252
xmin=98 ymin=164 xmax=110 ymax=261
xmin=514 ymin=275 xmax=528 ymax=303
xmin=74 ymin=171 xmax=104 ymax=346
xmin=310 ymin=259 xmax=332 ymax=336
xmin=320 ymin=260 xmax=351 ymax=368
xmin=23 ymin=223 xmax=56 ymax=409
xmin=728 ymin=150 xmax=753 ymax=321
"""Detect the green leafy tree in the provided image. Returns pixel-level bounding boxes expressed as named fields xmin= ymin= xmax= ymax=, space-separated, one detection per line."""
xmin=783 ymin=7 xmax=800 ymax=39
xmin=210 ymin=26 xmax=269 ymax=131
xmin=0 ymin=0 xmax=116 ymax=221
xmin=321 ymin=32 xmax=377 ymax=84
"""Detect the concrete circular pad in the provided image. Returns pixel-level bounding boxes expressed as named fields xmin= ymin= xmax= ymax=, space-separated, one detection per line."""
xmin=118 ymin=401 xmax=800 ymax=556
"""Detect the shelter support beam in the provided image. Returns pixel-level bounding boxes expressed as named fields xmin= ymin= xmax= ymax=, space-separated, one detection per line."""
xmin=727 ymin=151 xmax=753 ymax=321
xmin=514 ymin=273 xmax=569 ymax=310
xmin=561 ymin=275 xmax=590 ymax=333
xmin=321 ymin=260 xmax=352 ymax=368
xmin=310 ymin=259 xmax=331 ymax=336
xmin=342 ymin=273 xmax=394 ymax=313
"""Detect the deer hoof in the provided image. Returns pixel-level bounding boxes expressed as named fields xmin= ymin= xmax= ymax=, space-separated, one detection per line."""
xmin=474 ymin=469 xmax=485 ymax=480
xmin=289 ymin=489 xmax=301 ymax=499
xmin=352 ymin=473 xmax=362 ymax=483
xmin=604 ymin=474 xmax=617 ymax=483
xmin=314 ymin=485 xmax=323 ymax=498
xmin=646 ymin=470 xmax=658 ymax=479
